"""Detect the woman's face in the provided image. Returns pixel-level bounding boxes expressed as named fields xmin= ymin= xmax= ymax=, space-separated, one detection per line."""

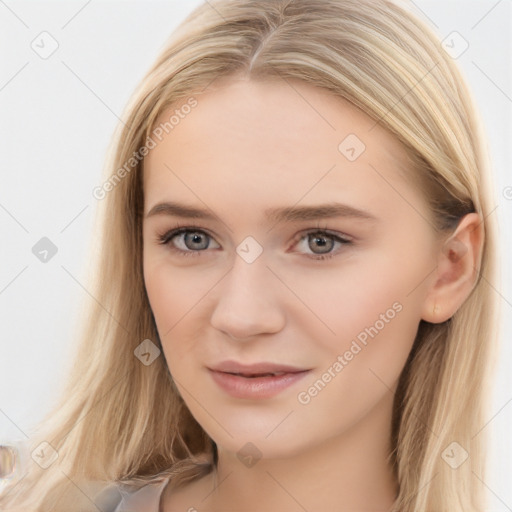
xmin=142 ymin=77 xmax=441 ymax=458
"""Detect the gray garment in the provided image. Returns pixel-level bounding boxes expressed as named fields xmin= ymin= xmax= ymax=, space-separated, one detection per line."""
xmin=92 ymin=478 xmax=169 ymax=512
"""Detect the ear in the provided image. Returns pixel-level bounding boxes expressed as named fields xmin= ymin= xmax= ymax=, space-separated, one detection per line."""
xmin=421 ymin=212 xmax=483 ymax=323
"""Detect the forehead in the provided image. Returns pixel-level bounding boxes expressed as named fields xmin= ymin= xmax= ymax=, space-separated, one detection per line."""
xmin=142 ymin=77 xmax=418 ymax=224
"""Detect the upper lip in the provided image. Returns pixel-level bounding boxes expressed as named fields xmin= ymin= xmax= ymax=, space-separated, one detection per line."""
xmin=208 ymin=360 xmax=309 ymax=376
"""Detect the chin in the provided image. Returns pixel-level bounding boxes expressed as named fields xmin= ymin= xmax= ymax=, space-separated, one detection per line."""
xmin=207 ymin=422 xmax=314 ymax=463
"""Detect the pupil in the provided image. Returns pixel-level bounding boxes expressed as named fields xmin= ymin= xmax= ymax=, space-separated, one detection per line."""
xmin=311 ymin=234 xmax=331 ymax=253
xmin=187 ymin=232 xmax=206 ymax=249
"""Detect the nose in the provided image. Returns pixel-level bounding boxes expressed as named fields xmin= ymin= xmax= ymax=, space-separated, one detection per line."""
xmin=209 ymin=252 xmax=285 ymax=341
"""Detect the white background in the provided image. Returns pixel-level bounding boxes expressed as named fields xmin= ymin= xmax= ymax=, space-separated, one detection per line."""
xmin=0 ymin=0 xmax=511 ymax=508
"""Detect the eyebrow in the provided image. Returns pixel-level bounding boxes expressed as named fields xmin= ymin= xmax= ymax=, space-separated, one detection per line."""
xmin=145 ymin=201 xmax=377 ymax=224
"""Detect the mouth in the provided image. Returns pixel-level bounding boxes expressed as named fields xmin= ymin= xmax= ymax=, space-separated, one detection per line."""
xmin=208 ymin=360 xmax=309 ymax=375
xmin=206 ymin=361 xmax=311 ymax=399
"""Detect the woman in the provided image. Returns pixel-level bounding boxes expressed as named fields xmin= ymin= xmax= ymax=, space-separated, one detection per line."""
xmin=0 ymin=0 xmax=499 ymax=510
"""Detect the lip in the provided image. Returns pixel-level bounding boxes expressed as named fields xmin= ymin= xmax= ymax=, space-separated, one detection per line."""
xmin=208 ymin=360 xmax=308 ymax=375
xmin=207 ymin=360 xmax=311 ymax=399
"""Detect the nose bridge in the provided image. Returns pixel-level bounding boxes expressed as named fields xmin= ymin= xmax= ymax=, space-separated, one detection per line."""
xmin=226 ymin=249 xmax=270 ymax=299
xmin=210 ymin=247 xmax=284 ymax=339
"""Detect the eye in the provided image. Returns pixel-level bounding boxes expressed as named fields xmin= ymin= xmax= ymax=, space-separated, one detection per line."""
xmin=292 ymin=229 xmax=352 ymax=261
xmin=157 ymin=225 xmax=220 ymax=257
xmin=156 ymin=224 xmax=352 ymax=260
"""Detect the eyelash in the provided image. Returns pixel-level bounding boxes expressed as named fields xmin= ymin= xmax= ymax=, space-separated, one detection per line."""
xmin=156 ymin=223 xmax=353 ymax=261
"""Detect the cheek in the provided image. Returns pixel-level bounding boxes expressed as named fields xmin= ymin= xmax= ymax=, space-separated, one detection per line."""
xmin=144 ymin=252 xmax=206 ymax=329
xmin=277 ymin=246 xmax=426 ymax=356
xmin=291 ymin=270 xmax=420 ymax=439
xmin=142 ymin=256 xmax=217 ymax=371
xmin=294 ymin=306 xmax=418 ymax=434
xmin=281 ymin=245 xmax=429 ymax=420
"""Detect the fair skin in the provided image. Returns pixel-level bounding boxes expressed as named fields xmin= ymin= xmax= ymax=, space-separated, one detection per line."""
xmin=142 ymin=76 xmax=482 ymax=512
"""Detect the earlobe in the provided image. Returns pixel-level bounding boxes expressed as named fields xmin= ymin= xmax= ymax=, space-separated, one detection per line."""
xmin=421 ymin=213 xmax=483 ymax=324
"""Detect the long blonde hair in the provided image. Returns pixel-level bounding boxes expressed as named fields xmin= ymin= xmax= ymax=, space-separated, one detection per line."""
xmin=1 ymin=0 xmax=500 ymax=510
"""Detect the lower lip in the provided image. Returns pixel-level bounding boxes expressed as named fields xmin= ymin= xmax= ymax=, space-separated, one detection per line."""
xmin=208 ymin=369 xmax=310 ymax=399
